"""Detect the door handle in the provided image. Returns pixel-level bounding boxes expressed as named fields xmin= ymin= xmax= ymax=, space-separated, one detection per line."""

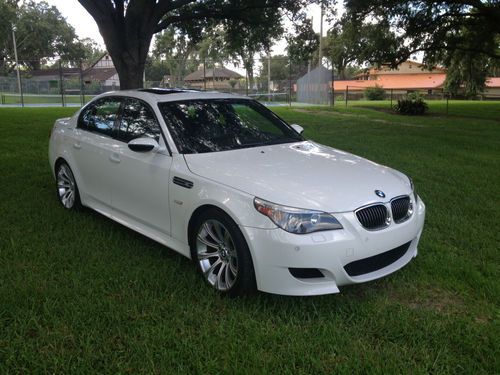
xmin=73 ymin=142 xmax=82 ymax=149
xmin=109 ymin=153 xmax=121 ymax=163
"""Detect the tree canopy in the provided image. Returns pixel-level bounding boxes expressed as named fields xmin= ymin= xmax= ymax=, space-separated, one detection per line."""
xmin=1 ymin=0 xmax=94 ymax=71
xmin=344 ymin=0 xmax=500 ymax=96
xmin=78 ymin=0 xmax=312 ymax=89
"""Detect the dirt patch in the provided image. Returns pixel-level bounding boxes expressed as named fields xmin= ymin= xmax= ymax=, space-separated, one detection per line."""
xmin=291 ymin=108 xmax=427 ymax=127
xmin=386 ymin=286 xmax=465 ymax=315
xmin=292 ymin=108 xmax=358 ymax=117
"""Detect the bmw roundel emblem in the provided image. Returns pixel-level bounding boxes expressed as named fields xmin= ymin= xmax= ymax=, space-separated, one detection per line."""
xmin=375 ymin=190 xmax=386 ymax=198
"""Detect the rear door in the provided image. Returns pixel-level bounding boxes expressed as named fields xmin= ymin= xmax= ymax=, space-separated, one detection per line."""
xmin=72 ymin=97 xmax=122 ymax=207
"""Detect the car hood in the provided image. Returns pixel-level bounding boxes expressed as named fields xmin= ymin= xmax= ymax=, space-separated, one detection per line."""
xmin=184 ymin=141 xmax=411 ymax=212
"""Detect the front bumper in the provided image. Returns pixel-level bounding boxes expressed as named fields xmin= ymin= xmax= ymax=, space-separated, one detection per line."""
xmin=242 ymin=198 xmax=426 ymax=296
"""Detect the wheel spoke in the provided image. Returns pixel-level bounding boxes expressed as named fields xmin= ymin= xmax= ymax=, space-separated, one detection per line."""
xmin=198 ymin=250 xmax=219 ymax=261
xmin=224 ymin=261 xmax=233 ymax=286
xmin=204 ymin=258 xmax=222 ymax=277
xmin=203 ymin=222 xmax=222 ymax=245
xmin=197 ymin=234 xmax=219 ymax=249
xmin=212 ymin=222 xmax=225 ymax=244
xmin=216 ymin=262 xmax=226 ymax=290
xmin=229 ymin=258 xmax=238 ymax=275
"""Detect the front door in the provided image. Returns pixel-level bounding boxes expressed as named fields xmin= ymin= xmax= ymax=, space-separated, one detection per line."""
xmin=108 ymin=98 xmax=173 ymax=235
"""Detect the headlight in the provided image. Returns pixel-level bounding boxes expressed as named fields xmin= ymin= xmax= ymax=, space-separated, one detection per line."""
xmin=254 ymin=197 xmax=343 ymax=234
xmin=408 ymin=176 xmax=418 ymax=203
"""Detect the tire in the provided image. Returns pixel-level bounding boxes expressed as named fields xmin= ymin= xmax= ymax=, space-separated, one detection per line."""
xmin=190 ymin=208 xmax=256 ymax=296
xmin=55 ymin=161 xmax=82 ymax=210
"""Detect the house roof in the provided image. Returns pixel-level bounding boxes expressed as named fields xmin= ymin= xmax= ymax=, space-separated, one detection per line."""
xmin=83 ymin=67 xmax=117 ymax=82
xmin=334 ymin=74 xmax=447 ymax=91
xmin=369 ymin=60 xmax=446 ymax=75
xmin=30 ymin=68 xmax=80 ymax=77
xmin=486 ymin=77 xmax=500 ymax=88
xmin=184 ymin=67 xmax=242 ymax=81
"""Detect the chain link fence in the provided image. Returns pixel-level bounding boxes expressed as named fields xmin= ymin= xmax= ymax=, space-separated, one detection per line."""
xmin=0 ymin=57 xmax=335 ymax=107
xmin=1 ymin=58 xmax=499 ymax=111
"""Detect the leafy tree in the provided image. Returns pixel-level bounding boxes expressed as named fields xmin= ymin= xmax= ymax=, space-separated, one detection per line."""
xmin=444 ymin=50 xmax=489 ymax=98
xmin=258 ymin=54 xmax=295 ymax=91
xmin=345 ymin=0 xmax=500 ymax=63
xmin=0 ymin=0 xmax=97 ymax=71
xmin=324 ymin=15 xmax=401 ymax=79
xmin=144 ymin=57 xmax=168 ymax=82
xmin=0 ymin=0 xmax=16 ymax=72
xmin=78 ymin=0 xmax=311 ymax=89
xmin=225 ymin=21 xmax=284 ymax=92
xmin=344 ymin=0 xmax=500 ymax=95
xmin=259 ymin=54 xmax=289 ymax=82
xmin=152 ymin=26 xmax=200 ymax=85
xmin=364 ymin=85 xmax=385 ymax=100
xmin=79 ymin=38 xmax=105 ymax=68
xmin=286 ymin=18 xmax=319 ymax=64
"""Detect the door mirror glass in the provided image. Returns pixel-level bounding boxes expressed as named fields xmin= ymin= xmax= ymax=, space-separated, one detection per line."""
xmin=290 ymin=124 xmax=304 ymax=135
xmin=128 ymin=137 xmax=159 ymax=153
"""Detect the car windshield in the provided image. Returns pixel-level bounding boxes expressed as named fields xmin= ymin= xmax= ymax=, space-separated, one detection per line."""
xmin=158 ymin=99 xmax=303 ymax=154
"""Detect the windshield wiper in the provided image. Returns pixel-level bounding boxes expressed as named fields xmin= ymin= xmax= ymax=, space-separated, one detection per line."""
xmin=231 ymin=138 xmax=300 ymax=150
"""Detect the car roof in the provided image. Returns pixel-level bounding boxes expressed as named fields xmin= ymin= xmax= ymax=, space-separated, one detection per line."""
xmin=97 ymin=88 xmax=250 ymax=103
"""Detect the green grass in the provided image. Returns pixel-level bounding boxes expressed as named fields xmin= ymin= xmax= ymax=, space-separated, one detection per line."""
xmin=1 ymin=93 xmax=94 ymax=105
xmin=0 ymin=105 xmax=499 ymax=373
xmin=347 ymin=99 xmax=500 ymax=121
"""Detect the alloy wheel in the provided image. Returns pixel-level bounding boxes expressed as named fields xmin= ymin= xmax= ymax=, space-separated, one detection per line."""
xmin=57 ymin=164 xmax=76 ymax=209
xmin=196 ymin=219 xmax=238 ymax=291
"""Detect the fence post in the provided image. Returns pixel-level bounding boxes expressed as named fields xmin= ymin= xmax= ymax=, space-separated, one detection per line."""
xmin=331 ymin=67 xmax=334 ymax=107
xmin=289 ymin=59 xmax=292 ymax=107
xmin=59 ymin=60 xmax=65 ymax=107
xmin=203 ymin=58 xmax=206 ymax=90
xmin=245 ymin=69 xmax=248 ymax=96
xmin=79 ymin=60 xmax=85 ymax=106
xmin=345 ymin=86 xmax=348 ymax=108
xmin=446 ymin=93 xmax=449 ymax=116
xmin=390 ymin=89 xmax=393 ymax=108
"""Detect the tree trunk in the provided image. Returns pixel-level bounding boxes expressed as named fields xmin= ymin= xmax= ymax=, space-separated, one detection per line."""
xmin=92 ymin=7 xmax=155 ymax=90
xmin=113 ymin=53 xmax=148 ymax=90
xmin=244 ymin=59 xmax=254 ymax=93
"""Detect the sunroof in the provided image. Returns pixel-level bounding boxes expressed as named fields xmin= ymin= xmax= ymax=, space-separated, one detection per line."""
xmin=139 ymin=88 xmax=203 ymax=95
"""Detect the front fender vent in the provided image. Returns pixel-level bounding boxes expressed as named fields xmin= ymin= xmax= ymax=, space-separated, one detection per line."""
xmin=173 ymin=176 xmax=193 ymax=189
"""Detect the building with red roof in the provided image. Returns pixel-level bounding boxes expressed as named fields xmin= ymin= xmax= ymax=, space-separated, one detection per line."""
xmin=333 ymin=61 xmax=500 ymax=97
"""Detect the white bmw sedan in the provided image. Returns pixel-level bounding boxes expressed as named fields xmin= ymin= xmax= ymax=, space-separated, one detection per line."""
xmin=49 ymin=89 xmax=425 ymax=296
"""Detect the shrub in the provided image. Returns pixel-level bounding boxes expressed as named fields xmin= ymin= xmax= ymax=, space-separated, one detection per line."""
xmin=394 ymin=92 xmax=429 ymax=115
xmin=363 ymin=85 xmax=385 ymax=100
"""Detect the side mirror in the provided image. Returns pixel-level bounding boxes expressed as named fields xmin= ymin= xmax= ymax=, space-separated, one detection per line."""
xmin=128 ymin=137 xmax=159 ymax=153
xmin=291 ymin=124 xmax=304 ymax=135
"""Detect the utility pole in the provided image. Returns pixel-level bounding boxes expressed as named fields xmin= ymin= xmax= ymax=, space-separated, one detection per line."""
xmin=318 ymin=1 xmax=324 ymax=68
xmin=12 ymin=25 xmax=24 ymax=107
xmin=267 ymin=52 xmax=271 ymax=102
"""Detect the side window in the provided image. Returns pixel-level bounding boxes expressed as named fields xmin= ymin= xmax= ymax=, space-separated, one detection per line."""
xmin=78 ymin=98 xmax=121 ymax=137
xmin=118 ymin=98 xmax=161 ymax=142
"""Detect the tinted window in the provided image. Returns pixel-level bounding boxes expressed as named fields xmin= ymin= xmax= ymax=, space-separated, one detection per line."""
xmin=118 ymin=98 xmax=161 ymax=142
xmin=78 ymin=98 xmax=121 ymax=137
xmin=159 ymin=99 xmax=302 ymax=154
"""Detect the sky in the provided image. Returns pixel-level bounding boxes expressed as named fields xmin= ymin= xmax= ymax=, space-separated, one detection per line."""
xmin=39 ymin=0 xmax=335 ymax=55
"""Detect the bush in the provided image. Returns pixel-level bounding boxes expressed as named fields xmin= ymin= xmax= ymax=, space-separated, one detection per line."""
xmin=394 ymin=92 xmax=429 ymax=115
xmin=363 ymin=85 xmax=385 ymax=100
